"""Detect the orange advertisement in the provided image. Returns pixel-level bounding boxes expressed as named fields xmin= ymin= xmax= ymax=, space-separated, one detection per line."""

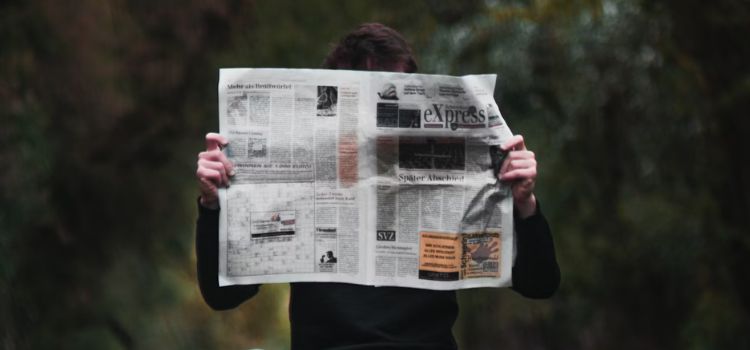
xmin=418 ymin=232 xmax=461 ymax=281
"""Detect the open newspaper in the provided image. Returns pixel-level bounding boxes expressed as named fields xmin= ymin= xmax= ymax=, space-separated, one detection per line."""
xmin=218 ymin=68 xmax=515 ymax=290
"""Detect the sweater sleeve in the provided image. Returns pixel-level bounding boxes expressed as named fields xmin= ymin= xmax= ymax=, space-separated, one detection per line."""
xmin=511 ymin=201 xmax=561 ymax=299
xmin=196 ymin=199 xmax=260 ymax=310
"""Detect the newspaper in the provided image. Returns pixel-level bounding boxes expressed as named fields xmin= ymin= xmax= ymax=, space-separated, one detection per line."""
xmin=218 ymin=68 xmax=515 ymax=290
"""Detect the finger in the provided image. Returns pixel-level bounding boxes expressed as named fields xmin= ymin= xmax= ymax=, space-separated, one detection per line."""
xmin=198 ymin=159 xmax=229 ymax=186
xmin=196 ymin=167 xmax=223 ymax=186
xmin=506 ymin=150 xmax=535 ymax=161
xmin=498 ymin=156 xmax=512 ymax=179
xmin=501 ymin=134 xmax=526 ymax=152
xmin=198 ymin=149 xmax=228 ymax=161
xmin=198 ymin=177 xmax=218 ymax=197
xmin=199 ymin=177 xmax=219 ymax=209
xmin=499 ymin=151 xmax=534 ymax=179
xmin=205 ymin=133 xmax=229 ymax=152
xmin=199 ymin=150 xmax=235 ymax=176
xmin=509 ymin=158 xmax=536 ymax=170
xmin=498 ymin=150 xmax=518 ymax=177
xmin=501 ymin=167 xmax=537 ymax=182
xmin=198 ymin=159 xmax=229 ymax=182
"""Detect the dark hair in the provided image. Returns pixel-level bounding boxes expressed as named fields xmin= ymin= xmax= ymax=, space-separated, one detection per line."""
xmin=323 ymin=23 xmax=417 ymax=73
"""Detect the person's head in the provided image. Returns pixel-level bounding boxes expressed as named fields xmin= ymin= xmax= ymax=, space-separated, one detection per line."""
xmin=323 ymin=23 xmax=417 ymax=73
xmin=326 ymin=251 xmax=334 ymax=258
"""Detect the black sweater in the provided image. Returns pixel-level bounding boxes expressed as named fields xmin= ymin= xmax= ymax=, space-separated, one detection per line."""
xmin=196 ymin=202 xmax=559 ymax=349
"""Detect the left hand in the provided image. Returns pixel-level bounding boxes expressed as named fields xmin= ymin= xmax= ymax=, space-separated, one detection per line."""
xmin=499 ymin=135 xmax=538 ymax=218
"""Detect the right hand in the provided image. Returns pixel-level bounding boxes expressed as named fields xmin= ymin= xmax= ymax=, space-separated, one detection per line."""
xmin=197 ymin=133 xmax=234 ymax=209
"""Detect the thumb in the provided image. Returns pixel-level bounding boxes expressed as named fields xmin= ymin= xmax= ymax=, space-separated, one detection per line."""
xmin=205 ymin=132 xmax=228 ymax=151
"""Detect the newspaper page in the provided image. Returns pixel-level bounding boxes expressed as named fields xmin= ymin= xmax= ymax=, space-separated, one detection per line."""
xmin=218 ymin=68 xmax=514 ymax=290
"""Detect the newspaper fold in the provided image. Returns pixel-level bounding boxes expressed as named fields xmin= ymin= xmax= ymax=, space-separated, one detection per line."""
xmin=218 ymin=68 xmax=514 ymax=290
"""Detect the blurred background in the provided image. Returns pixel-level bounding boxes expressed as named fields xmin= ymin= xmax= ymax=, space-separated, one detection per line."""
xmin=2 ymin=0 xmax=749 ymax=349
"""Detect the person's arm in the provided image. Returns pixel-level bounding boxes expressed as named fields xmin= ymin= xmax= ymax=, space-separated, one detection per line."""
xmin=195 ymin=133 xmax=259 ymax=310
xmin=499 ymin=135 xmax=560 ymax=298
xmin=196 ymin=201 xmax=260 ymax=309
xmin=511 ymin=202 xmax=560 ymax=298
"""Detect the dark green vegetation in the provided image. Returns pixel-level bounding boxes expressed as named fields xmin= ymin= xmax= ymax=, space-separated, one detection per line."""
xmin=2 ymin=1 xmax=748 ymax=349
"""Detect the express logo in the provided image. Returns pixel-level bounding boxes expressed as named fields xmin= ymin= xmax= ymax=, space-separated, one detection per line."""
xmin=422 ymin=104 xmax=487 ymax=130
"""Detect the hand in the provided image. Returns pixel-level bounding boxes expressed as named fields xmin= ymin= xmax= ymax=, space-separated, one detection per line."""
xmin=499 ymin=135 xmax=537 ymax=218
xmin=470 ymin=240 xmax=500 ymax=264
xmin=196 ymin=133 xmax=234 ymax=209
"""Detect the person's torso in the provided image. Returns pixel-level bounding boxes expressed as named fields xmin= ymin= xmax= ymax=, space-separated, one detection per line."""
xmin=289 ymin=282 xmax=458 ymax=350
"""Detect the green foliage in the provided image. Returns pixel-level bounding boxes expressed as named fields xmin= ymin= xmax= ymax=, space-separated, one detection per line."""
xmin=426 ymin=0 xmax=750 ymax=348
xmin=1 ymin=0 xmax=748 ymax=349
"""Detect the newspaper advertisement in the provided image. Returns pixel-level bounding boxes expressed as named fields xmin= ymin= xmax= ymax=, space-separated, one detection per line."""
xmin=218 ymin=68 xmax=515 ymax=290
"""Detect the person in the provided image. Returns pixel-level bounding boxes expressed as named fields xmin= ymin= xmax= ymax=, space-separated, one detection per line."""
xmin=195 ymin=23 xmax=560 ymax=349
xmin=321 ymin=251 xmax=338 ymax=264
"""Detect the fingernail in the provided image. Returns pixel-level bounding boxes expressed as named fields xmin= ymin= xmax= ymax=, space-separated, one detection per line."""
xmin=229 ymin=169 xmax=236 ymax=176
